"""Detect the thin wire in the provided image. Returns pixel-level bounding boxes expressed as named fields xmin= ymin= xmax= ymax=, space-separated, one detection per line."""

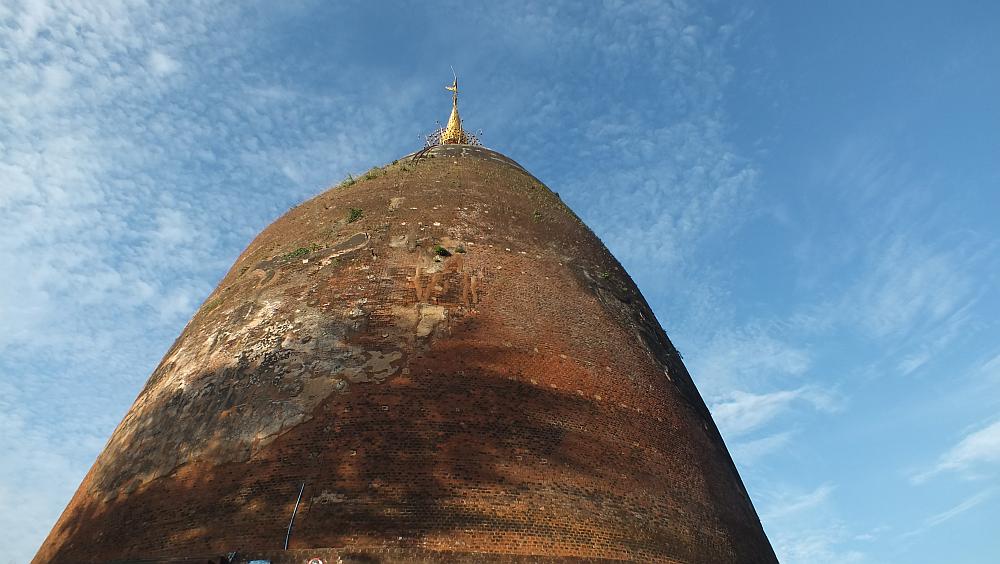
xmin=284 ymin=482 xmax=305 ymax=550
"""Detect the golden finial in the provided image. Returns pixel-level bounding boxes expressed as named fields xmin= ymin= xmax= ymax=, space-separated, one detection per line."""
xmin=421 ymin=70 xmax=481 ymax=149
xmin=440 ymin=68 xmax=468 ymax=144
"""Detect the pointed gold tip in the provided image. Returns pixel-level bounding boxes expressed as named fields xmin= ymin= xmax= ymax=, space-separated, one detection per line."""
xmin=440 ymin=74 xmax=467 ymax=144
xmin=424 ymin=71 xmax=479 ymax=148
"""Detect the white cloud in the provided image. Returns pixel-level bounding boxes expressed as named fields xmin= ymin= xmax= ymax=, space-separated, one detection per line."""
xmin=712 ymin=388 xmax=838 ymax=437
xmin=148 ymin=50 xmax=181 ymax=76
xmin=0 ymin=380 xmax=104 ymax=562
xmin=690 ymin=326 xmax=813 ymax=398
xmin=924 ymin=489 xmax=993 ymax=528
xmin=978 ymin=351 xmax=1000 ymax=380
xmin=897 ymin=351 xmax=932 ymax=376
xmin=150 ymin=208 xmax=198 ymax=248
xmin=467 ymin=2 xmax=758 ymax=285
xmin=759 ymin=484 xmax=870 ymax=564
xmin=794 ymin=138 xmax=988 ymax=357
xmin=764 ymin=483 xmax=835 ymax=521
xmin=914 ymin=419 xmax=1000 ymax=483
xmin=851 ymin=237 xmax=975 ymax=341
xmin=772 ymin=527 xmax=867 ymax=564
xmin=901 ymin=488 xmax=994 ymax=539
xmin=732 ymin=430 xmax=796 ymax=466
xmin=686 ymin=325 xmax=842 ymax=468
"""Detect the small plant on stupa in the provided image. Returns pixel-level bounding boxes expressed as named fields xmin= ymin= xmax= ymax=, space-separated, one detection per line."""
xmin=202 ymin=297 xmax=223 ymax=313
xmin=347 ymin=208 xmax=363 ymax=223
xmin=433 ymin=245 xmax=451 ymax=257
xmin=283 ymin=243 xmax=320 ymax=260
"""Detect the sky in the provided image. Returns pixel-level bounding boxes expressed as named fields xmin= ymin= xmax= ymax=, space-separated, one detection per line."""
xmin=1 ymin=1 xmax=998 ymax=562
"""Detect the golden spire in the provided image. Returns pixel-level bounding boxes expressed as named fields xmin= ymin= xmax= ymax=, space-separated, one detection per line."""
xmin=440 ymin=73 xmax=468 ymax=144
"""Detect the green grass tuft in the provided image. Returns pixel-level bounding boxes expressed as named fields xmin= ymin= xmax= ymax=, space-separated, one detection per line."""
xmin=347 ymin=208 xmax=363 ymax=223
xmin=202 ymin=297 xmax=223 ymax=312
xmin=284 ymin=248 xmax=308 ymax=259
xmin=283 ymin=243 xmax=320 ymax=260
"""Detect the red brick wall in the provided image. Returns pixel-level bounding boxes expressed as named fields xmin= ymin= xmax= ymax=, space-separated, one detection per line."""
xmin=35 ymin=146 xmax=776 ymax=563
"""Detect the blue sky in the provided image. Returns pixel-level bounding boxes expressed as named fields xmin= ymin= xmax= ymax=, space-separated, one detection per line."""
xmin=1 ymin=1 xmax=998 ymax=562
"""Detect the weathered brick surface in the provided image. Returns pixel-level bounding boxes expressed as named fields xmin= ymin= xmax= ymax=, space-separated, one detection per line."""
xmin=34 ymin=146 xmax=776 ymax=563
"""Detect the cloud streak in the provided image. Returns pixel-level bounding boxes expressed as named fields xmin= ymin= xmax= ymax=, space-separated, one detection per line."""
xmin=914 ymin=420 xmax=1000 ymax=483
xmin=758 ymin=483 xmax=869 ymax=564
xmin=901 ymin=488 xmax=995 ymax=539
xmin=711 ymin=387 xmax=841 ymax=437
